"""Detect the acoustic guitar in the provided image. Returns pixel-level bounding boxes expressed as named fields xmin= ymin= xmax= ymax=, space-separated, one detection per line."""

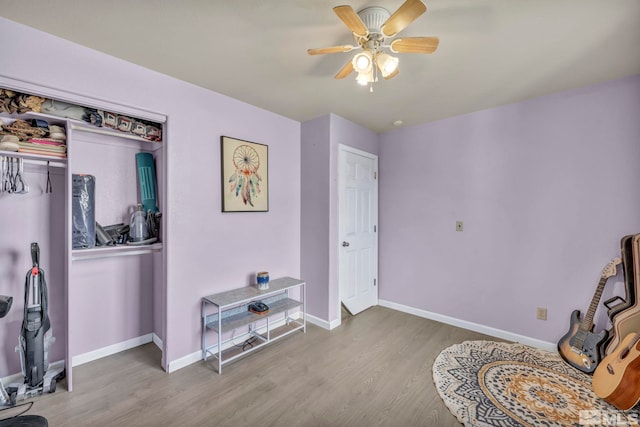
xmin=592 ymin=332 xmax=640 ymax=411
xmin=558 ymin=258 xmax=621 ymax=373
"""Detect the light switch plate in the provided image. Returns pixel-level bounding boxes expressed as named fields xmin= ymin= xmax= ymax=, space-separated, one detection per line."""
xmin=536 ymin=307 xmax=547 ymax=320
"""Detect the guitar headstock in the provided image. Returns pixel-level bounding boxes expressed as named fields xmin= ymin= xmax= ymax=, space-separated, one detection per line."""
xmin=601 ymin=257 xmax=622 ymax=279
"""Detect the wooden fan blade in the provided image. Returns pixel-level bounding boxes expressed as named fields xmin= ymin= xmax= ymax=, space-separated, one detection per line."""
xmin=333 ymin=5 xmax=369 ymax=37
xmin=335 ymin=61 xmax=354 ymax=79
xmin=308 ymin=45 xmax=355 ymax=55
xmin=390 ymin=37 xmax=439 ymax=54
xmin=381 ymin=0 xmax=427 ymax=37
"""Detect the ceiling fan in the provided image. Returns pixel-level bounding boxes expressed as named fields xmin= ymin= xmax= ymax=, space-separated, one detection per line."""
xmin=308 ymin=0 xmax=439 ymax=91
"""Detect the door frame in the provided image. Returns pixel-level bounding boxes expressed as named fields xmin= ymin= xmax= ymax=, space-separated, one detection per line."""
xmin=337 ymin=144 xmax=379 ymax=318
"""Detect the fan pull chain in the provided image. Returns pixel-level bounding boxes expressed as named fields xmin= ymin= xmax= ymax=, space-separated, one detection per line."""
xmin=370 ymin=64 xmax=377 ymax=93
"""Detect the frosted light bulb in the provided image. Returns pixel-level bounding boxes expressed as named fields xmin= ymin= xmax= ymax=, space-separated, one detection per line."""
xmin=356 ymin=55 xmax=370 ymax=70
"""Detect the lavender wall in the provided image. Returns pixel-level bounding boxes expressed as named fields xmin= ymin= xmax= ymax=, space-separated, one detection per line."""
xmin=330 ymin=114 xmax=380 ymax=156
xmin=301 ymin=113 xmax=378 ymax=325
xmin=301 ymin=115 xmax=331 ymax=320
xmin=0 ymin=17 xmax=300 ymax=373
xmin=379 ymin=75 xmax=640 ymax=344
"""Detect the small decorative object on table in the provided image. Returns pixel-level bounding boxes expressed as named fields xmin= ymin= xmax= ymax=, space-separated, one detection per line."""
xmin=257 ymin=271 xmax=269 ymax=290
xmin=248 ymin=301 xmax=269 ymax=315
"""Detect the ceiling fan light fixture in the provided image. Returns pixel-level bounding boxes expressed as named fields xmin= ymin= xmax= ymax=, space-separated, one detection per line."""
xmin=352 ymin=51 xmax=373 ymax=73
xmin=376 ymin=52 xmax=399 ymax=77
xmin=310 ymin=0 xmax=435 ymax=91
xmin=356 ymin=68 xmax=375 ymax=86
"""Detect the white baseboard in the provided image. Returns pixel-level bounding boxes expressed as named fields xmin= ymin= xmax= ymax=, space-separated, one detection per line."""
xmin=72 ymin=333 xmax=154 ymax=367
xmin=378 ymin=299 xmax=556 ymax=352
xmin=167 ymin=349 xmax=202 ymax=374
xmin=1 ymin=371 xmax=23 ymax=386
xmin=306 ymin=313 xmax=341 ymax=330
xmin=152 ymin=333 xmax=163 ymax=350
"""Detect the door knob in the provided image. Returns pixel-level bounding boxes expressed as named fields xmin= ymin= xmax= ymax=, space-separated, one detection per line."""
xmin=342 ymin=241 xmax=350 ymax=247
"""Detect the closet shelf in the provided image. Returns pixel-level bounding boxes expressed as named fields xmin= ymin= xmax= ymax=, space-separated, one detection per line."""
xmin=1 ymin=112 xmax=162 ymax=152
xmin=71 ymin=242 xmax=162 ymax=261
xmin=69 ymin=123 xmax=162 ymax=151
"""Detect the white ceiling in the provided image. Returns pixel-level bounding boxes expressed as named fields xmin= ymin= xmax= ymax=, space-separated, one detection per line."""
xmin=1 ymin=0 xmax=639 ymax=133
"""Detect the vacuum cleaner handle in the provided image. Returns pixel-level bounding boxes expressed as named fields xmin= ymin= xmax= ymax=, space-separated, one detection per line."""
xmin=31 ymin=242 xmax=39 ymax=267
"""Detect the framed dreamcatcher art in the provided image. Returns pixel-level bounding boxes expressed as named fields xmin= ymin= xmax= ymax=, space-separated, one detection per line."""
xmin=221 ymin=136 xmax=269 ymax=212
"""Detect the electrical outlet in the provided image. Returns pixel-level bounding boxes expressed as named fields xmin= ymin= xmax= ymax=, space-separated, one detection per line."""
xmin=456 ymin=221 xmax=464 ymax=232
xmin=536 ymin=307 xmax=547 ymax=321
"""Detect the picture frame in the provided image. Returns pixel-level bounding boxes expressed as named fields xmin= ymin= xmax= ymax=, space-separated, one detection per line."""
xmin=221 ymin=136 xmax=269 ymax=212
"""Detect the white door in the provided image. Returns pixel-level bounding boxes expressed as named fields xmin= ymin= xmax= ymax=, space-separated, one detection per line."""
xmin=339 ymin=145 xmax=378 ymax=315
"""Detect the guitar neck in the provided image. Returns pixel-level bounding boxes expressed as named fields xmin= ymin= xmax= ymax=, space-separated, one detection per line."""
xmin=581 ymin=276 xmax=608 ymax=332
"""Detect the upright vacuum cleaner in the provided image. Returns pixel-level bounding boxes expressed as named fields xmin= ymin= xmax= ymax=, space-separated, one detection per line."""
xmin=0 ymin=279 xmax=48 ymax=426
xmin=3 ymin=243 xmax=64 ymax=407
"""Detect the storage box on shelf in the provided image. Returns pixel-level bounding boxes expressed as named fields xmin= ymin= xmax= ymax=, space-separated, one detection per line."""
xmin=201 ymin=277 xmax=306 ymax=374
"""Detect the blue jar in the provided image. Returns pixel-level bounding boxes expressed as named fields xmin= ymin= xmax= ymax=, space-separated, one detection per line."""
xmin=257 ymin=272 xmax=269 ymax=290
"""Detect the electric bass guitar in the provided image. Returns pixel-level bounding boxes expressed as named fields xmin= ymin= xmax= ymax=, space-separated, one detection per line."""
xmin=558 ymin=258 xmax=621 ymax=373
xmin=592 ymin=332 xmax=640 ymax=411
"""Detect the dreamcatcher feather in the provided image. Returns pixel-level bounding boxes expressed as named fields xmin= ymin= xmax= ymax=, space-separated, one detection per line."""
xmin=227 ymin=145 xmax=262 ymax=207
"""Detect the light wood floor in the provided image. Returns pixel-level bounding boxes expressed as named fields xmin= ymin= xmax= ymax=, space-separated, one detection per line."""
xmin=11 ymin=306 xmax=496 ymax=426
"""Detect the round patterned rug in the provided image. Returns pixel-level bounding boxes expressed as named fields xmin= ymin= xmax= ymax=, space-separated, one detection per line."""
xmin=432 ymin=340 xmax=634 ymax=427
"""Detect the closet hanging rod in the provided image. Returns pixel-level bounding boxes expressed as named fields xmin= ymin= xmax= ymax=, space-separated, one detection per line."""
xmin=0 ymin=153 xmax=66 ymax=168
